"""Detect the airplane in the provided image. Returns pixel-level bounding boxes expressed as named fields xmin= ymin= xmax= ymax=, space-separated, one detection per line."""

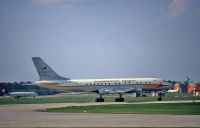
xmin=9 ymin=92 xmax=38 ymax=99
xmin=167 ymin=88 xmax=179 ymax=93
xmin=32 ymin=57 xmax=172 ymax=102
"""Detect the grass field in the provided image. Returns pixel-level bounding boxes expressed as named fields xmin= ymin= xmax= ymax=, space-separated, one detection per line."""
xmin=0 ymin=93 xmax=200 ymax=105
xmin=0 ymin=95 xmax=94 ymax=105
xmin=42 ymin=103 xmax=200 ymax=115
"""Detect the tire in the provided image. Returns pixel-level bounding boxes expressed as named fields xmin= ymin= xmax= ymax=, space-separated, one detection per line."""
xmin=95 ymin=98 xmax=104 ymax=102
xmin=115 ymin=98 xmax=119 ymax=102
xmin=120 ymin=98 xmax=124 ymax=102
xmin=95 ymin=98 xmax=100 ymax=102
xmin=100 ymin=98 xmax=104 ymax=102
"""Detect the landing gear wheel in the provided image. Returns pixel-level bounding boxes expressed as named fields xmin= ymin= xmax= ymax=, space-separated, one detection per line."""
xmin=95 ymin=98 xmax=104 ymax=102
xmin=120 ymin=98 xmax=124 ymax=102
xmin=115 ymin=97 xmax=124 ymax=102
xmin=157 ymin=92 xmax=162 ymax=101
xmin=100 ymin=98 xmax=104 ymax=102
xmin=157 ymin=97 xmax=162 ymax=101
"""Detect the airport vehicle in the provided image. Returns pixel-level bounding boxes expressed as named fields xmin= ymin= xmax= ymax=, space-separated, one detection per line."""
xmin=32 ymin=57 xmax=172 ymax=102
xmin=9 ymin=92 xmax=38 ymax=99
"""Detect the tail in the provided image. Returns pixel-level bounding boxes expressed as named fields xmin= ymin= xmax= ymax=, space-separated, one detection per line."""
xmin=32 ymin=57 xmax=69 ymax=80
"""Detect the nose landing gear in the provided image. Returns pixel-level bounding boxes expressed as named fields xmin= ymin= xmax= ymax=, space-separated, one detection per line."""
xmin=158 ymin=92 xmax=162 ymax=101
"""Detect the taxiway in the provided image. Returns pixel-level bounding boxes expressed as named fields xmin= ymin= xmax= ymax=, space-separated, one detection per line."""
xmin=0 ymin=101 xmax=200 ymax=127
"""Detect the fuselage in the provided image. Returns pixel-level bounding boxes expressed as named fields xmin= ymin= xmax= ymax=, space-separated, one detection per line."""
xmin=9 ymin=92 xmax=38 ymax=98
xmin=36 ymin=77 xmax=171 ymax=92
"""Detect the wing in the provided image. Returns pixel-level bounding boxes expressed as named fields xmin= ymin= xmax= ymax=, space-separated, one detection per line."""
xmin=93 ymin=87 xmax=138 ymax=95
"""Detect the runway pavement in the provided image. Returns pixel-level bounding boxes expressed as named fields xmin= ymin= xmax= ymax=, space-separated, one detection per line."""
xmin=0 ymin=101 xmax=200 ymax=127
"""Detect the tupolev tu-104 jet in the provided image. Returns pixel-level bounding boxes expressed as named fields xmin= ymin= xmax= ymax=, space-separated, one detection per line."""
xmin=32 ymin=57 xmax=172 ymax=102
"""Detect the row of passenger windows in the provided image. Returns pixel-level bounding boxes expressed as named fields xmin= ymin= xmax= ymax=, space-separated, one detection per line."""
xmin=63 ymin=81 xmax=159 ymax=85
xmin=85 ymin=82 xmax=155 ymax=86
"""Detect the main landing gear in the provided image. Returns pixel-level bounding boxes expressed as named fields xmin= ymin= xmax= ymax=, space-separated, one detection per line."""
xmin=115 ymin=94 xmax=124 ymax=102
xmin=95 ymin=94 xmax=125 ymax=102
xmin=95 ymin=94 xmax=104 ymax=102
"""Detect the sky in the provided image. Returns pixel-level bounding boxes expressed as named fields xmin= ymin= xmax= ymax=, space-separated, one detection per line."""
xmin=0 ymin=0 xmax=200 ymax=82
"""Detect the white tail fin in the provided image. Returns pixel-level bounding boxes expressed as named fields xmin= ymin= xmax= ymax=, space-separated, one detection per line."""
xmin=32 ymin=57 xmax=69 ymax=80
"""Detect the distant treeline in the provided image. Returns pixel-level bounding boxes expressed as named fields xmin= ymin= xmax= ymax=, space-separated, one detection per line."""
xmin=0 ymin=79 xmax=198 ymax=96
xmin=0 ymin=82 xmax=62 ymax=96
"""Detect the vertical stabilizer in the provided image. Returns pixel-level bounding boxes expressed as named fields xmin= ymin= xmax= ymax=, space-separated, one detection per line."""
xmin=32 ymin=57 xmax=69 ymax=80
